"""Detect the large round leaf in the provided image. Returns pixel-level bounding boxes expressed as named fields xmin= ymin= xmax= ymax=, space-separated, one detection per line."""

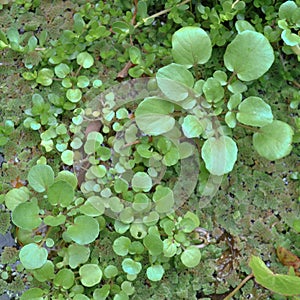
xmin=224 ymin=31 xmax=274 ymax=81
xmin=135 ymin=97 xmax=175 ymax=135
xmin=47 ymin=180 xmax=74 ymax=207
xmin=28 ymin=164 xmax=54 ymax=192
xmin=67 ymin=244 xmax=90 ymax=269
xmin=19 ymin=243 xmax=48 ymax=269
xmin=253 ymin=120 xmax=294 ymax=160
xmin=181 ymin=246 xmax=201 ymax=268
xmin=12 ymin=202 xmax=42 ymax=230
xmin=156 ymin=63 xmax=194 ymax=101
xmin=201 ymin=136 xmax=238 ymax=176
xmin=172 ymin=26 xmax=212 ymax=68
xmin=237 ymin=96 xmax=273 ymax=127
xmin=79 ymin=264 xmax=102 ymax=287
xmin=66 ymin=215 xmax=99 ymax=245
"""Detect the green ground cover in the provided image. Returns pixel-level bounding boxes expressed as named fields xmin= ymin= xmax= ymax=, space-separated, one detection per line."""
xmin=0 ymin=0 xmax=299 ymax=299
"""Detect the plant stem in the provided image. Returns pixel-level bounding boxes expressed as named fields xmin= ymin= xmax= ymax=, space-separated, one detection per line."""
xmin=223 ymin=273 xmax=254 ymax=300
xmin=134 ymin=0 xmax=191 ymax=29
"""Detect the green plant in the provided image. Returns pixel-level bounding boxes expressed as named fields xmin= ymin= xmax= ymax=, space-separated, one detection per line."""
xmin=1 ymin=1 xmax=299 ymax=299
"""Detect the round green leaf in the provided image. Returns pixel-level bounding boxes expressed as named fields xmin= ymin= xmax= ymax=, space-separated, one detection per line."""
xmin=135 ymin=97 xmax=175 ymax=135
xmin=80 ymin=196 xmax=105 ymax=217
xmin=12 ymin=202 xmax=41 ymax=230
xmin=225 ymin=111 xmax=237 ymax=128
xmin=5 ymin=187 xmax=30 ymax=211
xmin=253 ymin=120 xmax=294 ymax=160
xmin=182 ymin=115 xmax=203 ymax=138
xmin=113 ymin=236 xmax=131 ymax=256
xmin=163 ymin=239 xmax=177 ymax=257
xmin=19 ymin=243 xmax=48 ymax=269
xmin=146 ymin=265 xmax=165 ymax=282
xmin=224 ymin=31 xmax=274 ymax=81
xmin=28 ymin=164 xmax=54 ymax=193
xmin=20 ymin=288 xmax=44 ymax=300
xmin=203 ymin=77 xmax=224 ymax=103
xmin=44 ymin=214 xmax=66 ymax=226
xmin=181 ymin=246 xmax=201 ymax=268
xmin=143 ymin=234 xmax=163 ymax=256
xmin=36 ymin=68 xmax=54 ymax=86
xmin=104 ymin=265 xmax=119 ymax=278
xmin=156 ymin=63 xmax=194 ymax=101
xmin=61 ymin=150 xmax=74 ymax=166
xmin=53 ymin=269 xmax=75 ymax=289
xmin=131 ymin=172 xmax=152 ymax=192
xmin=121 ymin=258 xmax=142 ymax=275
xmin=66 ymin=215 xmax=99 ymax=245
xmin=32 ymin=261 xmax=55 ymax=282
xmin=153 ymin=186 xmax=174 ymax=214
xmin=79 ymin=264 xmax=102 ymax=287
xmin=55 ymin=170 xmax=78 ymax=189
xmin=66 ymin=88 xmax=82 ymax=103
xmin=237 ymin=96 xmax=273 ymax=127
xmin=54 ymin=63 xmax=70 ymax=78
xmin=93 ymin=285 xmax=110 ymax=300
xmin=77 ymin=52 xmax=94 ymax=68
xmin=67 ymin=244 xmax=90 ymax=269
xmin=47 ymin=180 xmax=74 ymax=207
xmin=201 ymin=136 xmax=238 ymax=176
xmin=77 ymin=75 xmax=90 ymax=88
xmin=172 ymin=26 xmax=212 ymax=68
xmin=129 ymin=223 xmax=147 ymax=239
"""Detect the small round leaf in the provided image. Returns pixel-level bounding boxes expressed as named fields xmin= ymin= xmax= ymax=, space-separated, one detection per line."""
xmin=77 ymin=52 xmax=94 ymax=69
xmin=181 ymin=246 xmax=201 ymax=268
xmin=146 ymin=265 xmax=165 ymax=281
xmin=79 ymin=264 xmax=102 ymax=287
xmin=131 ymin=172 xmax=152 ymax=192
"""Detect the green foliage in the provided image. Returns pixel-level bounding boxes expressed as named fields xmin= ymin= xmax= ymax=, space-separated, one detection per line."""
xmin=0 ymin=0 xmax=299 ymax=299
xmin=250 ymin=255 xmax=300 ymax=296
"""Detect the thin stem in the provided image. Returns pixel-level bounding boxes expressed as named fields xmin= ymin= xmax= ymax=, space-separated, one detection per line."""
xmin=134 ymin=0 xmax=191 ymax=29
xmin=227 ymin=72 xmax=237 ymax=86
xmin=223 ymin=273 xmax=254 ymax=300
